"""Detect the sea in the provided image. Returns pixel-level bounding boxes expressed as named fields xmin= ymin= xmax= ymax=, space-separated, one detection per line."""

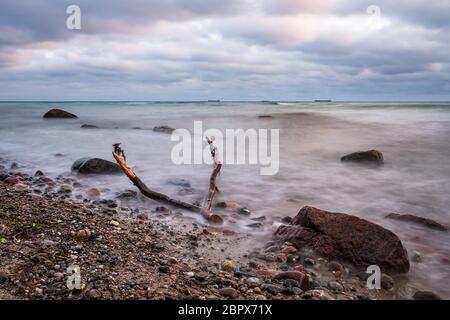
xmin=0 ymin=101 xmax=449 ymax=298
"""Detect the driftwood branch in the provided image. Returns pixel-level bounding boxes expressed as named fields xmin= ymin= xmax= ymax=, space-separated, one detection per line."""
xmin=203 ymin=136 xmax=222 ymax=211
xmin=112 ymin=144 xmax=223 ymax=224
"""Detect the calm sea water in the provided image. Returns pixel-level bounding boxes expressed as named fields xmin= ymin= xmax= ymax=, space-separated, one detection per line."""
xmin=1 ymin=101 xmax=449 ymax=297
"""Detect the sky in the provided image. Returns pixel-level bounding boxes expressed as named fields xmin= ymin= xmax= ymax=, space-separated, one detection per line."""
xmin=0 ymin=0 xmax=449 ymax=101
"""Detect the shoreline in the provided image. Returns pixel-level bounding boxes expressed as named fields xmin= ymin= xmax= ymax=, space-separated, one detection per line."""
xmin=0 ymin=157 xmax=404 ymax=300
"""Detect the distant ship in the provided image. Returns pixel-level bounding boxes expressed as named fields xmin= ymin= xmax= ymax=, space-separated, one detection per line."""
xmin=207 ymin=100 xmax=221 ymax=102
xmin=314 ymin=99 xmax=332 ymax=102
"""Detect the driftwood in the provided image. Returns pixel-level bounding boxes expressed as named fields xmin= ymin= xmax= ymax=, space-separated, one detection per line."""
xmin=203 ymin=136 xmax=222 ymax=211
xmin=112 ymin=143 xmax=223 ymax=224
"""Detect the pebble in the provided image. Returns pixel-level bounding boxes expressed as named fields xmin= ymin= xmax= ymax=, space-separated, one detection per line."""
xmin=381 ymin=273 xmax=394 ymax=290
xmin=221 ymin=259 xmax=234 ymax=272
xmin=281 ymin=216 xmax=292 ymax=224
xmin=302 ymin=289 xmax=334 ymax=300
xmin=282 ymin=287 xmax=303 ymax=296
xmin=412 ymin=250 xmax=422 ymax=263
xmin=218 ymin=287 xmax=239 ymax=299
xmin=413 ymin=291 xmax=441 ymax=300
xmin=276 ymin=254 xmax=288 ymax=263
xmin=281 ymin=246 xmax=297 ymax=254
xmin=294 ymin=264 xmax=305 ymax=272
xmin=110 ymin=220 xmax=120 ymax=227
xmin=76 ymin=228 xmax=91 ymax=241
xmin=237 ymin=207 xmax=251 ymax=215
xmin=255 ymin=294 xmax=266 ymax=300
xmin=245 ymin=277 xmax=262 ymax=288
xmin=303 ymin=258 xmax=315 ymax=266
xmin=261 ymin=284 xmax=282 ymax=295
xmin=328 ymin=281 xmax=345 ymax=292
xmin=86 ymin=188 xmax=101 ymax=198
xmin=59 ymin=184 xmax=73 ymax=193
xmin=226 ymin=202 xmax=240 ymax=209
xmin=327 ymin=261 xmax=344 ymax=272
xmin=4 ymin=176 xmax=19 ymax=185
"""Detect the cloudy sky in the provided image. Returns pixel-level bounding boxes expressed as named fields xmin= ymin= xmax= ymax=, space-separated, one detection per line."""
xmin=0 ymin=0 xmax=449 ymax=101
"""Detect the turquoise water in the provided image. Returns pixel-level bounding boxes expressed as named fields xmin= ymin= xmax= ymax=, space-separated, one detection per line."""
xmin=1 ymin=101 xmax=450 ymax=297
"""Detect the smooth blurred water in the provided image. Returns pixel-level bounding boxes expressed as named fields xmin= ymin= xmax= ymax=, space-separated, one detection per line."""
xmin=1 ymin=101 xmax=449 ymax=297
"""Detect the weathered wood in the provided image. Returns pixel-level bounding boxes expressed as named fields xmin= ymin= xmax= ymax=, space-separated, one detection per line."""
xmin=203 ymin=137 xmax=222 ymax=211
xmin=112 ymin=144 xmax=223 ymax=224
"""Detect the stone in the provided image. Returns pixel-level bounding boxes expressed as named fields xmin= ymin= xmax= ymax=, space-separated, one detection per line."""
xmin=386 ymin=213 xmax=448 ymax=231
xmin=237 ymin=207 xmax=251 ymax=215
xmin=340 ymin=149 xmax=384 ymax=165
xmin=328 ymin=281 xmax=345 ymax=292
xmin=221 ymin=259 xmax=234 ymax=272
xmin=153 ymin=125 xmax=175 ymax=134
xmin=247 ymin=222 xmax=263 ymax=229
xmin=261 ymin=284 xmax=282 ymax=295
xmin=281 ymin=246 xmax=297 ymax=254
xmin=218 ymin=287 xmax=238 ymax=299
xmin=86 ymin=188 xmax=101 ymax=198
xmin=381 ymin=273 xmax=394 ymax=290
xmin=274 ymin=206 xmax=410 ymax=273
xmin=413 ymin=291 xmax=441 ymax=300
xmin=59 ymin=184 xmax=73 ymax=193
xmin=273 ymin=271 xmax=311 ymax=291
xmin=245 ymin=277 xmax=262 ymax=288
xmin=327 ymin=261 xmax=344 ymax=272
xmin=412 ymin=251 xmax=422 ymax=263
xmin=116 ymin=189 xmax=138 ymax=199
xmin=302 ymin=289 xmax=334 ymax=300
xmin=226 ymin=202 xmax=240 ymax=209
xmin=281 ymin=216 xmax=292 ymax=224
xmin=34 ymin=170 xmax=44 ymax=176
xmin=166 ymin=178 xmax=191 ymax=188
xmin=43 ymin=108 xmax=78 ymax=118
xmin=80 ymin=124 xmax=98 ymax=129
xmin=71 ymin=157 xmax=121 ymax=174
xmin=76 ymin=228 xmax=91 ymax=241
xmin=4 ymin=176 xmax=19 ymax=185
xmin=14 ymin=183 xmax=29 ymax=192
xmin=110 ymin=220 xmax=120 ymax=227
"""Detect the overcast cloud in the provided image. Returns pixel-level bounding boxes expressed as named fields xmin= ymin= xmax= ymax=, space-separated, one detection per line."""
xmin=0 ymin=0 xmax=449 ymax=100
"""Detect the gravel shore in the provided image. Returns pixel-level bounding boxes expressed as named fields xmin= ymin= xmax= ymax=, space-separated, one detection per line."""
xmin=0 ymin=161 xmax=396 ymax=300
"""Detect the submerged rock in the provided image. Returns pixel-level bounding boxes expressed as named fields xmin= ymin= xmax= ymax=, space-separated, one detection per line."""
xmin=71 ymin=158 xmax=121 ymax=174
xmin=386 ymin=213 xmax=448 ymax=231
xmin=153 ymin=126 xmax=175 ymax=134
xmin=340 ymin=149 xmax=384 ymax=165
xmin=413 ymin=291 xmax=441 ymax=300
xmin=274 ymin=206 xmax=410 ymax=273
xmin=43 ymin=108 xmax=78 ymax=119
xmin=80 ymin=124 xmax=98 ymax=129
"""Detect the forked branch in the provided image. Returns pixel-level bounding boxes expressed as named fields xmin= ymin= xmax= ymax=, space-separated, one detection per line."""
xmin=112 ymin=143 xmax=223 ymax=224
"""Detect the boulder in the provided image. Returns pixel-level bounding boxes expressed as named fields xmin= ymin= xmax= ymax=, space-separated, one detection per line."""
xmin=71 ymin=157 xmax=121 ymax=174
xmin=341 ymin=149 xmax=384 ymax=165
xmin=43 ymin=108 xmax=78 ymax=119
xmin=274 ymin=206 xmax=410 ymax=273
xmin=386 ymin=213 xmax=447 ymax=231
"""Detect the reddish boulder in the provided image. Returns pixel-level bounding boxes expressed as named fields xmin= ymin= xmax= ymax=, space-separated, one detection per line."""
xmin=274 ymin=206 xmax=409 ymax=273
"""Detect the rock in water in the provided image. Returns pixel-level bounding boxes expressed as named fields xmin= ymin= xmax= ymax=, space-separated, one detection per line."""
xmin=413 ymin=291 xmax=441 ymax=300
xmin=386 ymin=213 xmax=448 ymax=231
xmin=80 ymin=124 xmax=98 ymax=129
xmin=43 ymin=108 xmax=78 ymax=118
xmin=153 ymin=126 xmax=175 ymax=134
xmin=340 ymin=149 xmax=384 ymax=165
xmin=274 ymin=206 xmax=410 ymax=273
xmin=71 ymin=158 xmax=121 ymax=174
